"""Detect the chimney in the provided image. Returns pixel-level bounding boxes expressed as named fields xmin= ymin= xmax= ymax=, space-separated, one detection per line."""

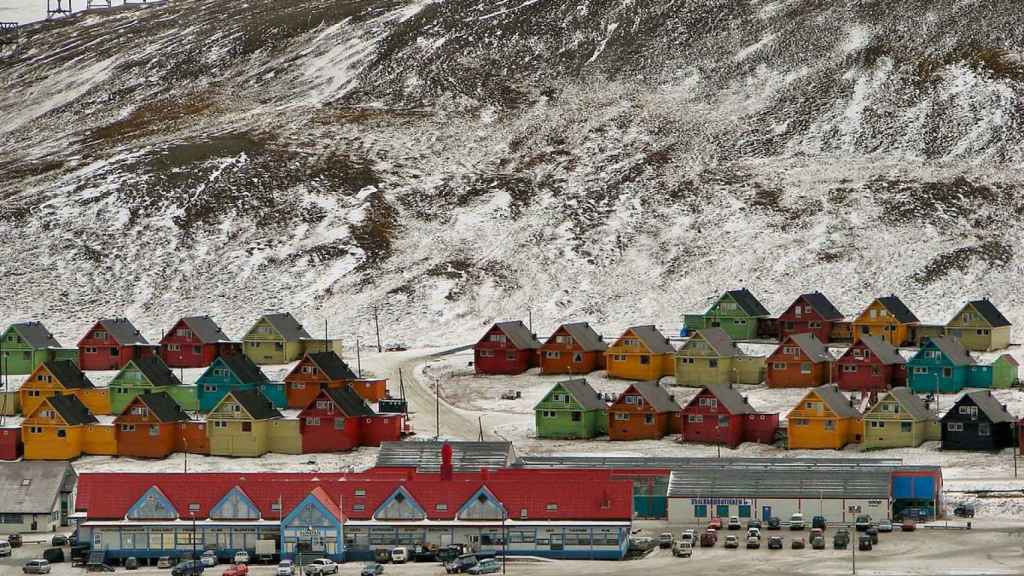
xmin=440 ymin=442 xmax=453 ymax=481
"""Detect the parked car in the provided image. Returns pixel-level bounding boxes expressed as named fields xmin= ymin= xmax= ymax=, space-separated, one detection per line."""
xmin=812 ymin=515 xmax=827 ymax=530
xmin=233 ymin=551 xmax=251 ymax=565
xmin=707 ymin=517 xmax=723 ymax=531
xmin=223 ymin=564 xmax=248 ymax=576
xmin=727 ymin=516 xmax=742 ymax=530
xmin=390 ymin=547 xmax=409 ymax=564
xmin=658 ymin=532 xmax=674 ymax=548
xmin=767 ymin=536 xmax=784 ymax=550
xmin=724 ymin=535 xmax=739 ymax=549
xmin=201 ymin=551 xmax=218 ymax=567
xmin=305 ymin=559 xmax=339 ymax=575
xmin=953 ymin=503 xmax=975 ymax=518
xmin=791 ymin=537 xmax=806 ymax=549
xmin=700 ymin=529 xmax=718 ymax=548
xmin=125 ymin=557 xmax=139 ymax=570
xmin=766 ymin=516 xmax=782 ymax=530
xmin=877 ymin=520 xmax=894 ymax=533
xmin=679 ymin=529 xmax=696 ymax=544
xmin=277 ymin=560 xmax=295 ymax=576
xmin=833 ymin=528 xmax=850 ymax=549
xmin=466 ymin=558 xmax=500 ymax=575
xmin=446 ymin=554 xmax=480 ymax=574
xmin=855 ymin=515 xmax=872 ymax=531
xmin=628 ymin=536 xmax=654 ymax=551
xmin=866 ymin=526 xmax=879 ymax=544
xmin=0 ymin=541 xmax=11 ymax=557
xmin=859 ymin=535 xmax=873 ymax=551
xmin=437 ymin=545 xmax=467 ymax=564
xmin=789 ymin=513 xmax=805 ymax=530
xmin=499 ymin=390 xmax=521 ymax=400
xmin=50 ymin=535 xmax=67 ymax=547
xmin=746 ymin=519 xmax=762 ymax=530
xmin=901 ymin=519 xmax=917 ymax=532
xmin=22 ymin=560 xmax=51 ymax=574
xmin=360 ymin=564 xmax=384 ymax=576
xmin=374 ymin=549 xmax=391 ymax=564
xmin=811 ymin=529 xmax=825 ymax=549
xmin=171 ymin=561 xmax=205 ymax=576
xmin=746 ymin=536 xmax=760 ymax=549
xmin=9 ymin=534 xmax=23 ymax=548
xmin=672 ymin=540 xmax=693 ymax=558
xmin=157 ymin=557 xmax=174 ymax=569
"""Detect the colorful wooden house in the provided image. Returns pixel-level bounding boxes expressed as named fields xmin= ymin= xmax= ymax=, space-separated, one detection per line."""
xmin=299 ymin=387 xmax=402 ymax=452
xmin=284 ymin=352 xmax=357 ymax=409
xmin=907 ymin=336 xmax=975 ymax=394
xmin=989 ymin=355 xmax=1019 ymax=389
xmin=108 ymin=356 xmax=191 ymax=416
xmin=473 ymin=321 xmax=541 ymax=375
xmin=835 ymin=335 xmax=907 ymax=392
xmin=20 ymin=360 xmax=109 ymax=417
xmin=534 ymin=379 xmax=608 ymax=439
xmin=678 ymin=384 xmax=778 ymax=448
xmin=786 ymin=384 xmax=862 ymax=449
xmin=159 ymin=315 xmax=241 ymax=368
xmin=862 ymin=388 xmax=939 ymax=449
xmin=945 ymin=299 xmax=1012 ymax=351
xmin=77 ymin=318 xmax=158 ymax=371
xmin=766 ymin=333 xmax=834 ymax=388
xmin=608 ymin=381 xmax=681 ymax=441
xmin=674 ymin=328 xmax=765 ymax=387
xmin=941 ymin=390 xmax=1017 ymax=451
xmin=0 ymin=427 xmax=22 ymax=460
xmin=242 ymin=312 xmax=314 ymax=365
xmin=196 ymin=355 xmax=284 ymax=412
xmin=538 ymin=323 xmax=608 ymax=375
xmin=851 ymin=296 xmax=919 ymax=347
xmin=684 ymin=288 xmax=772 ymax=340
xmin=0 ymin=322 xmax=78 ymax=375
xmin=605 ymin=325 xmax=675 ymax=381
xmin=207 ymin=389 xmax=283 ymax=457
xmin=778 ymin=292 xmax=844 ymax=344
xmin=22 ymin=395 xmax=99 ymax=460
xmin=114 ymin=392 xmax=191 ymax=459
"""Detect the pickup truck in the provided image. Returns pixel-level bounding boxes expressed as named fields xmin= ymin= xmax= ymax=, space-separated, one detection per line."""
xmin=700 ymin=529 xmax=718 ymax=548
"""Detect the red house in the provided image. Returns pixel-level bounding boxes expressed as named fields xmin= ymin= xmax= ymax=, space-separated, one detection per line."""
xmin=766 ymin=333 xmax=834 ymax=388
xmin=77 ymin=319 xmax=158 ymax=371
xmin=778 ymin=292 xmax=844 ymax=344
xmin=0 ymin=426 xmax=22 ymax=460
xmin=474 ymin=321 xmax=542 ymax=375
xmin=608 ymin=381 xmax=681 ymax=440
xmin=678 ymin=384 xmax=778 ymax=448
xmin=299 ymin=387 xmax=403 ymax=453
xmin=835 ymin=334 xmax=907 ymax=392
xmin=159 ymin=316 xmax=241 ymax=368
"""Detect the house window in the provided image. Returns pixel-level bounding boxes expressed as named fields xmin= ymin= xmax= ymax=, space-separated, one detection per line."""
xmin=41 ymin=410 xmax=55 ymax=419
xmin=56 ymin=429 xmax=66 ymax=438
xmin=555 ymin=335 xmax=572 ymax=345
xmin=292 ymin=382 xmax=305 ymax=390
xmin=943 ymin=367 xmax=952 ymax=378
xmin=718 ymin=415 xmax=729 ymax=427
xmin=241 ymin=422 xmax=252 ymax=432
xmin=842 ymin=365 xmax=857 ymax=373
xmin=853 ymin=349 xmax=863 ymax=358
xmin=203 ymin=385 xmax=217 ymax=393
xmin=436 ymin=504 xmax=448 ymax=511
xmin=353 ymin=504 xmax=365 ymax=512
xmin=149 ymin=425 xmax=160 ymax=437
xmin=478 ymin=349 xmax=495 ymax=357
xmin=545 ymin=351 xmax=561 ymax=359
xmin=120 ymin=424 xmax=136 ymax=432
xmin=167 ymin=344 xmax=181 ymax=352
xmin=335 ymin=418 xmax=345 ymax=430
xmin=979 ymin=329 xmax=990 ymax=335
xmin=193 ymin=346 xmax=201 ymax=354
xmin=794 ymin=305 xmax=802 ymax=316
xmin=773 ymin=363 xmax=786 ymax=370
xmin=614 ymin=413 xmax=629 ymax=421
xmin=301 ymin=365 xmax=315 ymax=374
xmin=316 ymin=400 xmax=331 ymax=410
xmin=679 ymin=357 xmax=694 ymax=364
xmin=699 ymin=398 xmax=718 ymax=409
xmin=644 ymin=414 xmax=654 ymax=425
xmin=306 ymin=417 xmax=321 ymax=426
xmin=869 ymin=420 xmax=883 ymax=428
xmin=926 ymin=351 xmax=941 ymax=359
xmin=793 ymin=419 xmax=810 ymax=426
xmin=130 ymin=406 xmax=148 ymax=416
xmin=708 ymin=359 xmax=718 ymax=368
xmin=506 ymin=351 xmax=516 ymax=361
xmin=28 ymin=426 xmax=43 ymax=434
xmin=94 ymin=331 xmax=107 ymax=340
xmin=913 ymin=367 xmax=928 ymax=374
xmin=27 ymin=390 xmax=40 ymax=397
xmin=979 ymin=423 xmax=990 ymax=436
xmin=213 ymin=421 xmax=228 ymax=429
xmin=546 ymin=504 xmax=558 ymax=511
xmin=489 ymin=334 xmax=507 ymax=344
xmin=784 ymin=347 xmax=798 ymax=355
xmin=571 ymin=412 xmax=582 ymax=422
xmin=612 ymin=354 xmax=626 ymax=362
xmin=900 ymin=422 xmax=912 ymax=433
xmin=85 ymin=347 xmax=97 ymax=354
xmin=800 ymin=363 xmax=812 ymax=374
xmin=110 ymin=347 xmax=119 ymax=356
xmin=687 ymin=415 xmax=703 ymax=423
xmin=542 ymin=411 xmax=556 ymax=418
xmin=551 ymin=393 xmax=564 ymax=403
xmin=823 ymin=420 xmax=835 ymax=431
xmin=354 ymin=489 xmax=366 ymax=496
xmin=231 ymin=404 xmax=241 ymax=413
xmin=871 ymin=366 xmax=880 ymax=376
xmin=639 ymin=355 xmax=650 ymax=365
xmin=808 ymin=321 xmax=821 ymax=329
xmin=573 ymin=352 xmax=583 ymax=363
xmin=947 ymin=422 xmax=963 ymax=432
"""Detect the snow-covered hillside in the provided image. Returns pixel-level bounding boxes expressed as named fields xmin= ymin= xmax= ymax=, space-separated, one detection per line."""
xmin=2 ymin=0 xmax=1024 ymax=345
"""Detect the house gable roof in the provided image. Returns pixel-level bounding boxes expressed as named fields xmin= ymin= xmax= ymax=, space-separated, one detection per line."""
xmin=544 ymin=322 xmax=607 ymax=352
xmin=258 ymin=313 xmax=313 ymax=342
xmin=619 ymin=325 xmax=675 ymax=354
xmin=131 ymin=356 xmax=182 ymax=388
xmin=778 ymin=334 xmax=833 ymax=363
xmin=916 ymin=336 xmax=975 ymax=367
xmin=847 ymin=335 xmax=906 ymax=365
xmin=10 ymin=322 xmax=63 ymax=349
xmin=136 ymin=392 xmax=191 ymax=423
xmin=97 ymin=318 xmax=151 ymax=345
xmin=43 ymin=360 xmax=95 ymax=390
xmin=178 ymin=316 xmax=236 ymax=343
xmin=44 ymin=394 xmax=99 ymax=426
xmin=691 ymin=328 xmax=743 ymax=357
xmin=957 ymin=391 xmax=1016 ymax=424
xmin=963 ymin=299 xmax=1012 ymax=328
xmin=321 ymin=387 xmax=375 ymax=418
xmin=868 ymin=388 xmax=934 ymax=421
xmin=803 ymin=385 xmax=860 ymax=419
xmin=0 ymin=462 xmax=75 ymax=514
xmin=797 ymin=292 xmax=844 ymax=320
xmin=220 ymin=390 xmax=282 ymax=421
xmin=307 ymin=352 xmax=359 ymax=380
xmin=219 ymin=355 xmax=270 ymax=384
xmin=484 ymin=321 xmax=541 ymax=350
xmin=722 ymin=288 xmax=771 ymax=317
xmin=875 ymin=296 xmax=919 ymax=324
xmin=687 ymin=384 xmax=762 ymax=415
xmin=620 ymin=381 xmax=681 ymax=413
xmin=540 ymin=379 xmax=607 ymax=412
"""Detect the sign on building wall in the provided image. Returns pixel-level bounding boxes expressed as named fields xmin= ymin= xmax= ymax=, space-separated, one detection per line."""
xmin=688 ymin=498 xmax=752 ymax=506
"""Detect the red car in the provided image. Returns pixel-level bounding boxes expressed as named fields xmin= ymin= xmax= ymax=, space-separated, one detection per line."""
xmin=707 ymin=518 xmax=723 ymax=530
xmin=223 ymin=564 xmax=249 ymax=576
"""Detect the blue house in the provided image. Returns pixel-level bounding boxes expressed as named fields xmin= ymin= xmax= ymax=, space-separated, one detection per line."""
xmin=195 ymin=355 xmax=285 ymax=412
xmin=907 ymin=336 xmax=975 ymax=394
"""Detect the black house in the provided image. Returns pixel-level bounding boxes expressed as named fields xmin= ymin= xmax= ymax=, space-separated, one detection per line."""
xmin=941 ymin=390 xmax=1017 ymax=451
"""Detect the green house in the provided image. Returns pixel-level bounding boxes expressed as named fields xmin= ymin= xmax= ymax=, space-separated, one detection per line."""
xmin=862 ymin=388 xmax=939 ymax=449
xmin=675 ymin=328 xmax=765 ymax=387
xmin=1 ymin=322 xmax=78 ymax=376
xmin=242 ymin=313 xmax=314 ymax=365
xmin=990 ymin=354 xmax=1019 ymax=388
xmin=108 ymin=356 xmax=197 ymax=415
xmin=684 ymin=288 xmax=771 ymax=340
xmin=534 ymin=379 xmax=608 ymax=439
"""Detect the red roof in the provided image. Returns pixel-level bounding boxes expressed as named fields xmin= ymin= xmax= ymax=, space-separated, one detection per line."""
xmin=77 ymin=467 xmax=631 ymax=522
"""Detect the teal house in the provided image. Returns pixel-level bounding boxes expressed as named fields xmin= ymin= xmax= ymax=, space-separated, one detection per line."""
xmin=1 ymin=322 xmax=78 ymax=375
xmin=108 ymin=356 xmax=197 ymax=415
xmin=534 ymin=379 xmax=608 ymax=439
xmin=684 ymin=288 xmax=771 ymax=340
xmin=196 ymin=355 xmax=285 ymax=412
xmin=908 ymin=336 xmax=976 ymax=393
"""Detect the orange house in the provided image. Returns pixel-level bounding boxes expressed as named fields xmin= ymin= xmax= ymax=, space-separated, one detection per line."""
xmin=115 ymin=392 xmax=191 ymax=459
xmin=284 ymin=352 xmax=386 ymax=408
xmin=787 ymin=384 xmax=863 ymax=449
xmin=852 ymin=295 xmax=919 ymax=347
xmin=539 ymin=322 xmax=608 ymax=375
xmin=608 ymin=381 xmax=681 ymax=440
xmin=22 ymin=395 xmax=98 ymax=460
xmin=766 ymin=333 xmax=834 ymax=388
xmin=177 ymin=421 xmax=210 ymax=455
xmin=20 ymin=360 xmax=110 ymax=417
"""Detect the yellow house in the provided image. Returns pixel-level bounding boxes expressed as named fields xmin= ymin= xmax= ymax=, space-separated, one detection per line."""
xmin=207 ymin=389 xmax=282 ymax=457
xmin=605 ymin=325 xmax=676 ymax=381
xmin=82 ymin=423 xmax=118 ymax=456
xmin=268 ymin=418 xmax=302 ymax=455
xmin=852 ymin=296 xmax=919 ymax=347
xmin=945 ymin=299 xmax=1012 ymax=351
xmin=22 ymin=395 xmax=98 ymax=460
xmin=19 ymin=360 xmax=110 ymax=417
xmin=786 ymin=384 xmax=863 ymax=450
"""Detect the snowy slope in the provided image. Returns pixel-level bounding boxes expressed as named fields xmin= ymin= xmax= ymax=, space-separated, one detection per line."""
xmin=2 ymin=0 xmax=1024 ymax=347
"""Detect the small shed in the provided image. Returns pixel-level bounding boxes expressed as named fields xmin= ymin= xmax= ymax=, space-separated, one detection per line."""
xmin=0 ymin=427 xmax=22 ymax=460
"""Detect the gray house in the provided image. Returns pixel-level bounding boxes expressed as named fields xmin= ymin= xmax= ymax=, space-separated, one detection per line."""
xmin=0 ymin=461 xmax=77 ymax=534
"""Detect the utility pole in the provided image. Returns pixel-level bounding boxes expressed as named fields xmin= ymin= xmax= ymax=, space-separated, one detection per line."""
xmin=528 ymin=308 xmax=533 ymax=334
xmin=372 ymin=306 xmax=382 ymax=353
xmin=478 ymin=416 xmax=484 ymax=441
xmin=324 ymin=319 xmax=328 ymax=354
xmin=355 ymin=337 xmax=362 ymax=378
xmin=435 ymin=373 xmax=440 ymax=440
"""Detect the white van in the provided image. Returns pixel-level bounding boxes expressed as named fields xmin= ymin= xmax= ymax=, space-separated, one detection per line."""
xmin=390 ymin=547 xmax=409 ymax=564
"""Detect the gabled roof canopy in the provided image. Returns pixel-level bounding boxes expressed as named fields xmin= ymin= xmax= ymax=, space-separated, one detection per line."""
xmin=95 ymin=318 xmax=151 ymax=346
xmin=9 ymin=322 xmax=63 ymax=349
xmin=217 ymin=355 xmax=270 ymax=384
xmin=306 ymin=352 xmax=358 ymax=380
xmin=618 ymin=381 xmax=681 ymax=413
xmin=171 ymin=316 xmax=237 ymax=344
xmin=718 ymin=288 xmax=771 ymax=317
xmin=617 ymin=325 xmax=675 ymax=354
xmin=795 ymin=292 xmax=844 ymax=321
xmin=320 ymin=387 xmax=375 ymax=418
xmin=42 ymin=395 xmax=98 ymax=426
xmin=257 ymin=312 xmax=313 ymax=342
xmin=480 ymin=321 xmax=541 ymax=350
xmin=957 ymin=299 xmax=1011 ymax=328
xmin=915 ymin=336 xmax=975 ymax=366
xmin=545 ymin=322 xmax=608 ymax=352
xmin=844 ymin=335 xmax=905 ymax=365
xmin=217 ymin=390 xmax=281 ymax=421
xmin=130 ymin=356 xmax=182 ymax=387
xmin=539 ymin=378 xmax=607 ymax=412
xmin=874 ymin=296 xmax=920 ymax=324
xmin=776 ymin=333 xmax=833 ymax=363
xmin=42 ymin=360 xmax=95 ymax=390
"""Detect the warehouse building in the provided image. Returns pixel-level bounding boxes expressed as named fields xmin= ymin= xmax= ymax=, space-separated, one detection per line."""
xmin=0 ymin=461 xmax=77 ymax=534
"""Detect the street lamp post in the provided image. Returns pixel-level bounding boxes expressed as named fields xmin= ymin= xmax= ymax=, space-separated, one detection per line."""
xmin=501 ymin=509 xmax=508 ymax=574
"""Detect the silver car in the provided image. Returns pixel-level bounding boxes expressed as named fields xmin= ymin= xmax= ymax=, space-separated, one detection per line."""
xmin=23 ymin=560 xmax=51 ymax=574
